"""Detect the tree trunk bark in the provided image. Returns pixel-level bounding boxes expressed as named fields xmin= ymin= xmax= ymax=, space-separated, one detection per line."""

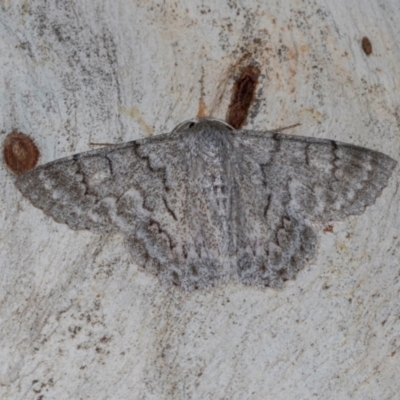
xmin=1 ymin=1 xmax=399 ymax=399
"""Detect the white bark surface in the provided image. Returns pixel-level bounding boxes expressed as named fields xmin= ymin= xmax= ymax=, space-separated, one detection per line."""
xmin=1 ymin=1 xmax=399 ymax=399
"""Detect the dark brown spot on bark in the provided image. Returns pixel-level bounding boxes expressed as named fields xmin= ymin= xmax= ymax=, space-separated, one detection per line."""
xmin=3 ymin=131 xmax=39 ymax=175
xmin=323 ymin=224 xmax=334 ymax=233
xmin=226 ymin=65 xmax=260 ymax=129
xmin=362 ymin=37 xmax=372 ymax=56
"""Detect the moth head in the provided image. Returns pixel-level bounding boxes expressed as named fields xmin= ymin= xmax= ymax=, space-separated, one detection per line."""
xmin=172 ymin=118 xmax=235 ymax=134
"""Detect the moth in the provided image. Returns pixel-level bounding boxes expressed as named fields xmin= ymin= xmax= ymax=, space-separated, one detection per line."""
xmin=16 ymin=118 xmax=397 ymax=290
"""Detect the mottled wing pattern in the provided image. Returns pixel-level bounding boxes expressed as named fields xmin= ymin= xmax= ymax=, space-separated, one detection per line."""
xmin=233 ymin=131 xmax=397 ymax=288
xmin=15 ymin=119 xmax=396 ymax=291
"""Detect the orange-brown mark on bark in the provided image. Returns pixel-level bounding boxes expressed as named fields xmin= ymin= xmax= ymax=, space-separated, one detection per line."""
xmin=3 ymin=131 xmax=39 ymax=175
xmin=361 ymin=37 xmax=372 ymax=56
xmin=197 ymin=98 xmax=207 ymax=117
xmin=226 ymin=65 xmax=260 ymax=129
